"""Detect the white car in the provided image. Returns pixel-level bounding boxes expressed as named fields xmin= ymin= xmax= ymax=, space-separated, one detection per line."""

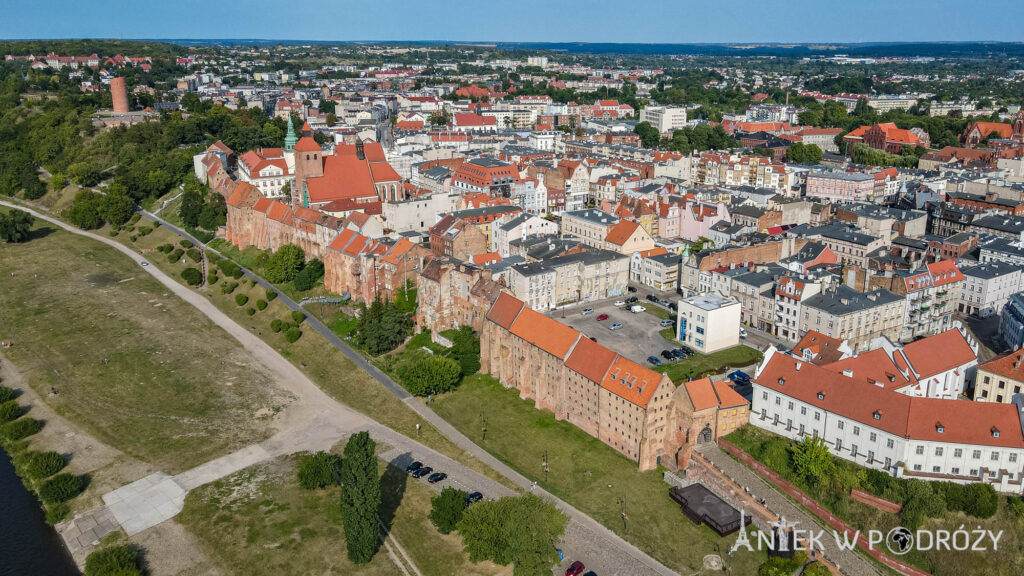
xmin=608 ymin=322 xmax=623 ymax=330
xmin=140 ymin=261 xmax=149 ymax=267
xmin=581 ymin=308 xmax=594 ymax=315
xmin=613 ymin=300 xmax=626 ymax=307
xmin=739 ymin=327 xmax=748 ymax=339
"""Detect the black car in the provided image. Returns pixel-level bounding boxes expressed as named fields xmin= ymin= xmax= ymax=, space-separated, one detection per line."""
xmin=627 ymin=286 xmax=637 ymax=293
xmin=427 ymin=472 xmax=447 ymax=484
xmin=668 ymin=303 xmax=678 ymax=311
xmin=673 ymin=348 xmax=689 ymax=358
xmin=681 ymin=346 xmax=695 ymax=355
xmin=411 ymin=466 xmax=432 ymax=479
xmin=466 ymin=491 xmax=484 ymax=504
xmin=646 ymin=294 xmax=660 ymax=302
xmin=625 ymin=296 xmax=639 ymax=303
xmin=661 ymin=350 xmax=674 ymax=360
xmin=646 ymin=355 xmax=662 ymax=366
xmin=405 ymin=461 xmax=423 ymax=474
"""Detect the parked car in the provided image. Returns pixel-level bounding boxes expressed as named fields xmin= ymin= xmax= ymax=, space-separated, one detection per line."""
xmin=608 ymin=323 xmax=623 ymax=330
xmin=596 ymin=313 xmax=609 ymax=321
xmin=627 ymin=286 xmax=637 ymax=293
xmin=139 ymin=261 xmax=149 ymax=267
xmin=668 ymin=303 xmax=678 ymax=311
xmin=411 ymin=466 xmax=432 ymax=479
xmin=466 ymin=491 xmax=483 ymax=505
xmin=659 ymin=299 xmax=670 ymax=307
xmin=625 ymin=296 xmax=639 ymax=303
xmin=581 ymin=308 xmax=594 ymax=315
xmin=427 ymin=472 xmax=447 ymax=484
xmin=659 ymin=318 xmax=674 ymax=327
xmin=589 ymin=337 xmax=597 ymax=342
xmin=646 ymin=294 xmax=660 ymax=303
xmin=729 ymin=370 xmax=751 ymax=385
xmin=681 ymin=346 xmax=695 ymax=355
xmin=661 ymin=350 xmax=675 ymax=360
xmin=739 ymin=327 xmax=748 ymax=339
xmin=566 ymin=561 xmax=586 ymax=576
xmin=647 ymin=356 xmax=662 ymax=366
xmin=613 ymin=300 xmax=626 ymax=307
xmin=405 ymin=461 xmax=423 ymax=474
xmin=628 ymin=305 xmax=646 ymax=313
xmin=670 ymin=348 xmax=686 ymax=359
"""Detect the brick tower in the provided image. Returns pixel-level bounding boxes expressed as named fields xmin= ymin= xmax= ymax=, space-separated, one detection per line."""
xmin=110 ymin=77 xmax=129 ymax=113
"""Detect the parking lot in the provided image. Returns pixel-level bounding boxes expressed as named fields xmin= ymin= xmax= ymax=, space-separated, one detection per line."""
xmin=549 ymin=290 xmax=681 ymax=366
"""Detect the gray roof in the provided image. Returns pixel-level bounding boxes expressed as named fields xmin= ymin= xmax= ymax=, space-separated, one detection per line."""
xmin=841 ymin=204 xmax=926 ymax=222
xmin=562 ymin=209 xmax=619 ymax=226
xmin=809 ymin=171 xmax=874 ymax=182
xmin=451 ymin=205 xmax=521 ymax=219
xmin=802 ymin=285 xmax=902 ymax=316
xmin=812 ymin=224 xmax=881 ymax=247
xmin=468 ymin=157 xmax=512 ymax=168
xmin=961 ymin=261 xmax=1021 ymax=280
xmin=973 ymin=214 xmax=1024 ymax=235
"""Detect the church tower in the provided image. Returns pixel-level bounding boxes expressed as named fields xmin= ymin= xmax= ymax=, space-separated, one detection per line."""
xmin=1013 ymin=110 xmax=1024 ymax=143
xmin=292 ymin=127 xmax=323 ymax=208
xmin=284 ymin=115 xmax=298 ymax=152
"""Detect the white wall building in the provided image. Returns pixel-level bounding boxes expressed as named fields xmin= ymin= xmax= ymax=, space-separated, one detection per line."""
xmin=677 ymin=294 xmax=741 ymax=353
xmin=639 ymin=105 xmax=688 ymax=133
xmin=959 ymin=261 xmax=1024 ymax=318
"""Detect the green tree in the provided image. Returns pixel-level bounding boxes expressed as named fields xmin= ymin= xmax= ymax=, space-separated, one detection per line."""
xmin=396 ymin=353 xmax=462 ymax=396
xmin=355 ymin=298 xmax=415 ymax=355
xmin=340 ymin=431 xmax=381 ymax=564
xmin=65 ymin=189 xmax=104 ymax=229
xmin=450 ymin=326 xmax=481 ymax=376
xmin=633 ymin=121 xmax=661 ymax=149
xmin=457 ymin=494 xmax=567 ymax=575
xmin=791 ymin=435 xmax=834 ymax=484
xmin=84 ymin=545 xmax=144 ymax=576
xmin=99 ymin=183 xmax=136 ymax=226
xmin=785 ymin=142 xmax=823 ymax=164
xmin=0 ymin=209 xmax=34 ymax=242
xmin=429 ymin=487 xmax=468 ymax=534
xmin=292 ymin=258 xmax=324 ymax=291
xmin=264 ymin=244 xmax=305 ymax=283
xmin=297 ymin=451 xmax=342 ymax=489
xmin=179 ymin=177 xmax=205 ymax=228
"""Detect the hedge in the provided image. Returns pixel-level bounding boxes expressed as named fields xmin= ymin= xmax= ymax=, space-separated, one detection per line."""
xmin=181 ymin=267 xmax=202 ymax=286
xmin=38 ymin=473 xmax=83 ymax=504
xmin=291 ymin=311 xmax=305 ymax=324
xmin=220 ymin=281 xmax=239 ymax=294
xmin=25 ymin=451 xmax=66 ymax=480
xmin=180 ymin=239 xmax=193 ymax=249
xmin=284 ymin=328 xmax=302 ymax=343
xmin=1 ymin=418 xmax=42 ymax=440
xmin=0 ymin=385 xmax=14 ymax=403
xmin=84 ymin=545 xmax=144 ymax=576
xmin=207 ymin=273 xmax=219 ymax=286
xmin=168 ymin=248 xmax=184 ymax=263
xmin=297 ymin=451 xmax=342 ymax=489
xmin=271 ymin=319 xmax=283 ymax=333
xmin=186 ymin=247 xmax=202 ymax=263
xmin=246 ymin=307 xmax=256 ymax=316
xmin=0 ymin=400 xmax=21 ymax=423
xmin=266 ymin=289 xmax=277 ymax=301
xmin=235 ymin=294 xmax=249 ymax=306
xmin=256 ymin=299 xmax=267 ymax=311
xmin=217 ymin=259 xmax=244 ymax=279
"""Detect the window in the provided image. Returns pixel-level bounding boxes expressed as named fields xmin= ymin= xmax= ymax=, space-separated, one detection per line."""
xmin=1011 ymin=454 xmax=1018 ymax=463
xmin=775 ymin=397 xmax=781 ymax=405
xmin=853 ymin=426 xmax=860 ymax=436
xmin=835 ymin=439 xmax=842 ymax=451
xmin=935 ymin=447 xmax=944 ymax=457
xmin=970 ymin=469 xmax=978 ymax=476
xmin=954 ymin=449 xmax=963 ymax=458
xmin=814 ymin=412 xmax=821 ymax=421
xmin=885 ymin=457 xmax=892 ymax=468
xmin=887 ymin=439 xmax=894 ymax=449
xmin=788 ymin=401 xmax=794 ymax=411
xmin=762 ymin=391 xmax=768 ymax=400
xmin=851 ymin=444 xmax=858 ymax=457
xmin=868 ymin=450 xmax=875 ymax=462
xmin=992 ymin=452 xmax=1000 ymax=461
xmin=837 ymin=421 xmax=844 ymax=430
xmin=932 ymin=466 xmax=941 ymax=473
xmin=952 ymin=467 xmax=960 ymax=475
xmin=869 ymin=432 xmax=877 ymax=442
xmin=800 ymin=407 xmax=807 ymax=416
xmin=916 ymin=446 xmax=925 ymax=455
xmin=913 ymin=464 xmax=922 ymax=471
xmin=973 ymin=450 xmax=982 ymax=460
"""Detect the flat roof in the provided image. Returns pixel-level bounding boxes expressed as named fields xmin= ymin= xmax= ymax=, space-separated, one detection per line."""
xmin=681 ymin=293 xmax=738 ymax=311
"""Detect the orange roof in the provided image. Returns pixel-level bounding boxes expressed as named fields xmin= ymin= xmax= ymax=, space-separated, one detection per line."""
xmin=369 ymin=162 xmax=401 ymax=182
xmin=793 ymin=331 xmax=846 ymax=365
xmin=900 ymin=328 xmax=975 ymax=380
xmin=485 ymin=292 xmax=525 ymax=329
xmin=685 ymin=378 xmax=720 ymax=411
xmin=968 ymin=122 xmax=1012 ymax=139
xmin=564 ymin=337 xmax=617 ymax=383
xmin=226 ymin=182 xmax=259 ymax=208
xmin=927 ymin=260 xmax=963 ymax=287
xmin=604 ymin=220 xmax=640 ymax=246
xmin=294 ymin=136 xmax=321 ymax=152
xmin=978 ymin=350 xmax=1024 ymax=383
xmin=508 ymin=307 xmax=580 ymax=360
xmin=380 ymin=238 xmax=415 ymax=265
xmin=713 ymin=380 xmax=748 ymax=408
xmin=266 ymin=201 xmax=292 ymax=222
xmin=252 ymin=197 xmax=273 ymax=213
xmin=639 ymin=247 xmax=669 ymax=258
xmin=599 ymin=357 xmax=662 ymax=409
xmin=328 ymin=228 xmax=357 ymax=252
xmin=470 ymin=252 xmax=501 ymax=265
xmin=395 ymin=120 xmax=424 ymax=130
xmin=342 ymin=234 xmax=368 ymax=256
xmin=822 ymin=349 xmax=913 ymax=391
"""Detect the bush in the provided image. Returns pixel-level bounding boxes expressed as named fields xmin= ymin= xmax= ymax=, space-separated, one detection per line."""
xmin=1 ymin=418 xmax=42 ymax=440
xmin=264 ymin=244 xmax=305 ymax=283
xmin=396 ymin=353 xmax=462 ymax=396
xmin=235 ymin=294 xmax=249 ymax=306
xmin=284 ymin=328 xmax=302 ymax=343
xmin=26 ymin=451 xmax=65 ymax=480
xmin=430 ymin=487 xmax=468 ymax=534
xmin=84 ymin=545 xmax=143 ymax=576
xmin=246 ymin=307 xmax=256 ymax=316
xmin=186 ymin=247 xmax=202 ymax=263
xmin=266 ymin=289 xmax=277 ymax=301
xmin=207 ymin=273 xmax=219 ymax=286
xmin=293 ymin=259 xmax=325 ymax=291
xmin=168 ymin=248 xmax=184 ymax=263
xmin=0 ymin=400 xmax=21 ymax=423
xmin=38 ymin=473 xmax=83 ymax=504
xmin=180 ymin=239 xmax=193 ymax=249
xmin=221 ymin=281 xmax=239 ymax=294
xmin=137 ymin=226 xmax=152 ymax=236
xmin=0 ymin=385 xmax=14 ymax=403
xmin=256 ymin=299 xmax=268 ymax=311
xmin=297 ymin=451 xmax=342 ymax=489
xmin=271 ymin=319 xmax=283 ymax=333
xmin=158 ymin=243 xmax=173 ymax=253
xmin=292 ymin=310 xmax=305 ymax=324
xmin=217 ymin=259 xmax=244 ymax=279
xmin=45 ymin=502 xmax=69 ymax=525
xmin=450 ymin=326 xmax=481 ymax=376
xmin=181 ymin=267 xmax=202 ymax=286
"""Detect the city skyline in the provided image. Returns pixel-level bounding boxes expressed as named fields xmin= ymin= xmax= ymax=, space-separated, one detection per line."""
xmin=3 ymin=0 xmax=1024 ymax=44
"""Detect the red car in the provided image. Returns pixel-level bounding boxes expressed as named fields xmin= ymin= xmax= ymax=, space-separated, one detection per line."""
xmin=596 ymin=314 xmax=609 ymax=321
xmin=566 ymin=561 xmax=586 ymax=576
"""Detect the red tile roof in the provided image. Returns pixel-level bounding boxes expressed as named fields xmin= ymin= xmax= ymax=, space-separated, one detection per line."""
xmin=294 ymin=136 xmax=321 ymax=152
xmin=685 ymin=378 xmax=721 ymax=411
xmin=508 ymin=307 xmax=580 ymax=360
xmin=599 ymin=357 xmax=662 ymax=409
xmin=978 ymin=350 xmax=1024 ymax=384
xmin=485 ymin=292 xmax=525 ymax=329
xmin=793 ymin=331 xmax=846 ymax=365
xmin=604 ymin=220 xmax=640 ymax=246
xmin=900 ymin=328 xmax=975 ymax=380
xmin=564 ymin=337 xmax=617 ymax=384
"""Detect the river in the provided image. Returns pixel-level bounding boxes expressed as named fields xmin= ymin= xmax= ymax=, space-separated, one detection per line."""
xmin=0 ymin=448 xmax=79 ymax=576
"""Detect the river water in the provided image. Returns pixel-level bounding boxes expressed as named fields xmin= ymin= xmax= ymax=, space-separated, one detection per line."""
xmin=0 ymin=448 xmax=79 ymax=576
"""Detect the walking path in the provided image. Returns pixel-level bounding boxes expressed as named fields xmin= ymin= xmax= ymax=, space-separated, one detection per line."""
xmin=3 ymin=200 xmax=679 ymax=576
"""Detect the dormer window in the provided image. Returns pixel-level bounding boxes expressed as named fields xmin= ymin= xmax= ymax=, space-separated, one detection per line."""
xmin=992 ymin=428 xmax=1001 ymax=438
xmin=778 ymin=378 xmax=785 ymax=385
xmin=936 ymin=424 xmax=944 ymax=434
xmin=817 ymin=392 xmax=825 ymax=401
xmin=873 ymin=411 xmax=881 ymax=420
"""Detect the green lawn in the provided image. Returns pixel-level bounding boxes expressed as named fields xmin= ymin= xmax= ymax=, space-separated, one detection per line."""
xmin=0 ymin=213 xmax=286 ymax=474
xmin=643 ymin=305 xmax=673 ymax=320
xmin=177 ymin=449 xmax=503 ymax=576
xmin=431 ymin=375 xmax=766 ymax=574
xmin=653 ymin=345 xmax=763 ymax=382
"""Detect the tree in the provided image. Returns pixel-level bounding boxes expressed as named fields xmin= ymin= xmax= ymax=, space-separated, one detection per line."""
xmin=84 ymin=545 xmax=144 ymax=576
xmin=633 ymin=121 xmax=660 ymax=149
xmin=0 ymin=209 xmax=34 ymax=242
xmin=297 ymin=451 xmax=342 ymax=489
xmin=179 ymin=177 xmax=205 ymax=228
xmin=428 ymin=109 xmax=452 ymax=127
xmin=457 ymin=494 xmax=567 ymax=575
xmin=99 ymin=183 xmax=135 ymax=226
xmin=65 ymin=190 xmax=104 ymax=229
xmin=326 ymin=112 xmax=337 ymax=127
xmin=450 ymin=326 xmax=481 ymax=376
xmin=318 ymin=99 xmax=337 ymax=114
xmin=264 ymin=244 xmax=305 ymax=283
xmin=785 ymin=142 xmax=823 ymax=164
xmin=292 ymin=258 xmax=324 ymax=291
xmin=355 ymin=298 xmax=415 ymax=355
xmin=340 ymin=431 xmax=380 ymax=564
xmin=430 ymin=487 xmax=468 ymax=534
xmin=791 ymin=435 xmax=834 ymax=484
xmin=396 ymin=353 xmax=462 ymax=396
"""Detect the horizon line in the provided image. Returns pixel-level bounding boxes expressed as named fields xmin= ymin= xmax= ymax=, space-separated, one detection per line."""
xmin=3 ymin=38 xmax=1024 ymax=46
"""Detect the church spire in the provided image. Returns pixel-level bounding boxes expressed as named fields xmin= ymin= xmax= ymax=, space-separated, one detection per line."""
xmin=284 ymin=115 xmax=298 ymax=152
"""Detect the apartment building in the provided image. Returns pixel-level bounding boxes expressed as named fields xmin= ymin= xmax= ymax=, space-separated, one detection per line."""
xmin=561 ymin=209 xmax=620 ymax=249
xmin=774 ymin=276 xmax=823 ymax=343
xmin=959 ymin=261 xmax=1024 ymax=317
xmin=506 ymin=249 xmax=629 ymax=310
xmin=639 ymin=105 xmax=688 ymax=133
xmin=799 ymin=286 xmax=905 ymax=352
xmin=976 ymin=350 xmax=1024 ymax=404
xmin=677 ymin=294 xmax=742 ymax=354
xmin=891 ymin=260 xmax=964 ymax=341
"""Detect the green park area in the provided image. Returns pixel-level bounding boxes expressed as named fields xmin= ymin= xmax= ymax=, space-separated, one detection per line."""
xmin=654 ymin=345 xmax=763 ymax=382
xmin=432 ymin=374 xmax=765 ymax=574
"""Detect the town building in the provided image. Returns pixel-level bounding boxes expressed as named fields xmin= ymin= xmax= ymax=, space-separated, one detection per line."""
xmin=799 ymin=285 xmax=905 ymax=352
xmin=959 ymin=261 xmax=1024 ymax=317
xmin=561 ymin=209 xmax=619 ymax=249
xmin=975 ymin=350 xmax=1024 ymax=405
xmin=428 ymin=215 xmax=489 ymax=262
xmin=505 ymin=250 xmax=629 ymax=310
xmin=638 ymin=105 xmax=688 ymax=133
xmin=416 ymin=259 xmax=505 ymax=334
xmin=1000 ymin=293 xmax=1024 ymax=350
xmin=677 ymin=294 xmax=741 ymax=354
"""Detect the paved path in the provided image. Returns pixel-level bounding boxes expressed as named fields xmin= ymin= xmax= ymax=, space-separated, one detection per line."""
xmin=4 ymin=200 xmax=679 ymax=576
xmin=699 ymin=445 xmax=882 ymax=576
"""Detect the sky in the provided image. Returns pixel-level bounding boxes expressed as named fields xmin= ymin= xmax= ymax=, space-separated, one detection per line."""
xmin=1 ymin=0 xmax=1023 ymax=44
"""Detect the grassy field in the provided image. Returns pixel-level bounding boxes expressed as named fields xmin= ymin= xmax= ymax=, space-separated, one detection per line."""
xmin=0 ymin=211 xmax=287 ymax=474
xmin=177 ymin=449 xmax=503 ymax=576
xmin=431 ymin=375 xmax=766 ymax=574
xmin=653 ymin=345 xmax=763 ymax=382
xmin=643 ymin=305 xmax=673 ymax=320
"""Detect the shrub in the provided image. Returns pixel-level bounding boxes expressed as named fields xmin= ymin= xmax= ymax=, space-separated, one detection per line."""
xmin=0 ymin=385 xmax=14 ymax=403
xmin=297 ymin=451 xmax=342 ymax=489
xmin=0 ymin=400 xmax=21 ymax=423
xmin=84 ymin=545 xmax=143 ymax=576
xmin=284 ymin=328 xmax=302 ymax=343
xmin=152 ymin=221 xmax=160 ymax=228
xmin=450 ymin=326 xmax=481 ymax=376
xmin=207 ymin=273 xmax=219 ymax=286
xmin=180 ymin=239 xmax=193 ymax=249
xmin=181 ymin=267 xmax=202 ymax=286
xmin=45 ymin=502 xmax=69 ymax=525
xmin=158 ymin=243 xmax=173 ymax=253
xmin=108 ymin=230 xmax=118 ymax=237
xmin=137 ymin=226 xmax=152 ymax=236
xmin=38 ymin=473 xmax=83 ymax=504
xmin=2 ymin=418 xmax=42 ymax=440
xmin=206 ymin=251 xmax=220 ymax=265
xmin=429 ymin=487 xmax=468 ymax=534
xmin=186 ymin=247 xmax=202 ymax=262
xmin=129 ymin=214 xmax=141 ymax=225
xmin=291 ymin=310 xmax=305 ymax=324
xmin=217 ymin=259 xmax=244 ymax=279
xmin=235 ymin=294 xmax=249 ymax=306
xmin=264 ymin=244 xmax=306 ymax=283
xmin=292 ymin=259 xmax=325 ymax=291
xmin=246 ymin=307 xmax=256 ymax=316
xmin=266 ymin=289 xmax=277 ymax=301
xmin=168 ymin=248 xmax=184 ymax=263
xmin=221 ymin=281 xmax=239 ymax=294
xmin=129 ymin=236 xmax=137 ymax=242
xmin=271 ymin=319 xmax=283 ymax=333
xmin=396 ymin=354 xmax=462 ymax=396
xmin=26 ymin=451 xmax=65 ymax=480
xmin=256 ymin=299 xmax=267 ymax=311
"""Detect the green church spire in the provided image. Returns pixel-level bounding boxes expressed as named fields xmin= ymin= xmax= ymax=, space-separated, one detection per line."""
xmin=284 ymin=115 xmax=298 ymax=152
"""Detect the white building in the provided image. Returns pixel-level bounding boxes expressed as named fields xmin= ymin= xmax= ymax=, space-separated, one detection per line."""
xmin=491 ymin=212 xmax=559 ymax=257
xmin=639 ymin=105 xmax=688 ymax=133
xmin=752 ymin=350 xmax=1024 ymax=493
xmin=959 ymin=261 xmax=1024 ymax=318
xmin=677 ymin=294 xmax=741 ymax=353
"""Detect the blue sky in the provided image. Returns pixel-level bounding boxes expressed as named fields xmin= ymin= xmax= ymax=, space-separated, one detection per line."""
xmin=1 ymin=0 xmax=1022 ymax=43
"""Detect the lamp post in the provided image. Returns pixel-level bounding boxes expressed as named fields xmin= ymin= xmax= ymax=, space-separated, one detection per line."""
xmin=617 ymin=495 xmax=627 ymax=532
xmin=542 ymin=450 xmax=549 ymax=483
xmin=480 ymin=412 xmax=487 ymax=442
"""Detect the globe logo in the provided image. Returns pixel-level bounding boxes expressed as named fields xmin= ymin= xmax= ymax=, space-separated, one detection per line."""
xmin=886 ymin=527 xmax=914 ymax=555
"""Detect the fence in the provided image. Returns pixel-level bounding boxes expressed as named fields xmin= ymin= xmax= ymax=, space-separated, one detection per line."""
xmin=717 ymin=438 xmax=932 ymax=576
xmin=850 ymin=489 xmax=902 ymax=514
